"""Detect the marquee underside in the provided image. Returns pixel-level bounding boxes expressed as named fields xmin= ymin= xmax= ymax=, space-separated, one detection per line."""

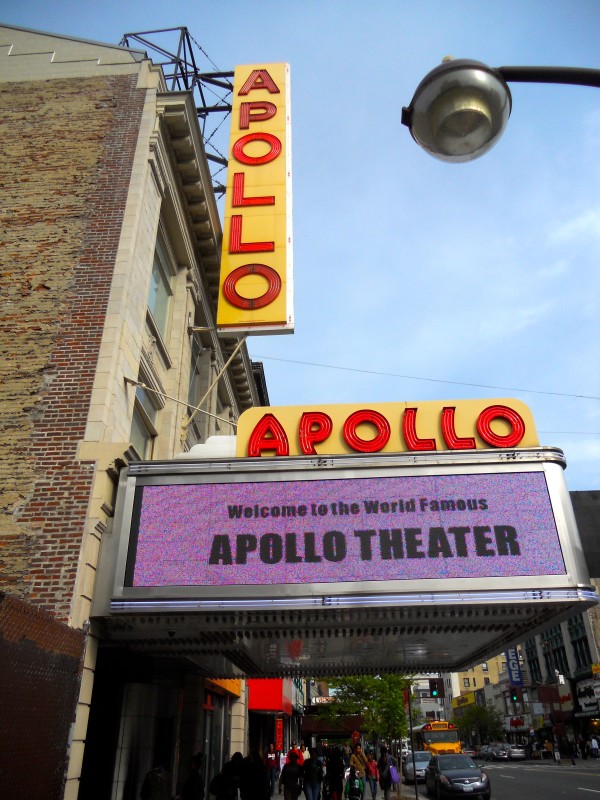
xmin=96 ymin=590 xmax=596 ymax=678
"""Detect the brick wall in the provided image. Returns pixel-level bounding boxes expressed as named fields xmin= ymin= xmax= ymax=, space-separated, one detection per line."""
xmin=0 ymin=74 xmax=145 ymax=619
xmin=0 ymin=592 xmax=85 ymax=799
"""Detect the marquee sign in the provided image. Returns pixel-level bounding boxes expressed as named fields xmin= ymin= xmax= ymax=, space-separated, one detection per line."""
xmin=236 ymin=398 xmax=538 ymax=457
xmin=217 ymin=63 xmax=293 ymax=334
xmin=93 ymin=445 xmax=598 ymax=675
xmin=99 ymin=444 xmax=596 ymax=608
xmin=127 ymin=470 xmax=564 ymax=588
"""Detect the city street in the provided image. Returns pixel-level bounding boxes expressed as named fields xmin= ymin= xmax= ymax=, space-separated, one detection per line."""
xmin=397 ymin=759 xmax=600 ymax=799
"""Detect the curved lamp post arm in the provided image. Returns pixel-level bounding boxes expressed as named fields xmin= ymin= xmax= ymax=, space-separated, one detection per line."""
xmin=401 ymin=59 xmax=600 ymax=163
xmin=498 ymin=66 xmax=600 ymax=87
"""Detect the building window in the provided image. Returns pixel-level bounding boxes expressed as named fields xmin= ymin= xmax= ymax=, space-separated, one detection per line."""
xmin=188 ymin=336 xmax=206 ymax=409
xmin=482 ymin=662 xmax=488 ymax=672
xmin=525 ymin=638 xmax=542 ymax=684
xmin=130 ymin=385 xmax=158 ymax=459
xmin=542 ymin=626 xmax=568 ymax=676
xmin=463 ymin=678 xmax=470 ymax=688
xmin=147 ymin=237 xmax=173 ymax=340
xmin=568 ymin=614 xmax=593 ymax=670
xmin=484 ymin=677 xmax=490 ymax=685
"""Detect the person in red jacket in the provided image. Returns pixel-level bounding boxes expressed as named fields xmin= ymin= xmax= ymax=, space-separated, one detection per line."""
xmin=286 ymin=742 xmax=304 ymax=766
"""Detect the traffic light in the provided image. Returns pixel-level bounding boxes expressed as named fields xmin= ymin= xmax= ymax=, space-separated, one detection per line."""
xmin=510 ymin=687 xmax=522 ymax=703
xmin=429 ymin=678 xmax=445 ymax=698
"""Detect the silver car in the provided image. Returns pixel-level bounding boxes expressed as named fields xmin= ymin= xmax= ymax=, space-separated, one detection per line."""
xmin=402 ymin=750 xmax=431 ymax=784
xmin=492 ymin=743 xmax=510 ymax=760
xmin=508 ymin=744 xmax=526 ymax=760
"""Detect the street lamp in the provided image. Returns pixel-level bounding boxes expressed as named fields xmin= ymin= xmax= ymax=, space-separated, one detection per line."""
xmin=401 ymin=58 xmax=600 ymax=162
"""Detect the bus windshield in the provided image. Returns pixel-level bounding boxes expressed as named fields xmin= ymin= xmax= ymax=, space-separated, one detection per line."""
xmin=422 ymin=731 xmax=459 ymax=744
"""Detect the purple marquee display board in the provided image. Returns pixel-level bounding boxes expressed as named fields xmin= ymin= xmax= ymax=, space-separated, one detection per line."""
xmin=127 ymin=471 xmax=566 ymax=588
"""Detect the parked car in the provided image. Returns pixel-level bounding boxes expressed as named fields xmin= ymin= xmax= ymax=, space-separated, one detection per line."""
xmin=476 ymin=745 xmax=492 ymax=761
xmin=508 ymin=744 xmax=527 ymax=760
xmin=491 ymin=743 xmax=510 ymax=760
xmin=402 ymin=750 xmax=431 ymax=784
xmin=424 ymin=754 xmax=491 ymax=800
xmin=461 ymin=747 xmax=477 ymax=758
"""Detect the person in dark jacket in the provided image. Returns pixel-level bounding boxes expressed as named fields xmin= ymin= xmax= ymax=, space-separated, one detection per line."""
xmin=302 ymin=748 xmax=323 ymax=800
xmin=279 ymin=750 xmax=303 ymax=800
xmin=181 ymin=754 xmax=205 ymax=800
xmin=325 ymin=748 xmax=344 ymax=800
xmin=240 ymin=751 xmax=270 ymax=800
xmin=376 ymin=748 xmax=394 ymax=800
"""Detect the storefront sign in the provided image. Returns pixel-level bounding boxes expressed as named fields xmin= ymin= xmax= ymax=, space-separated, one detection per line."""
xmin=454 ymin=692 xmax=475 ymax=708
xmin=505 ymin=647 xmax=524 ymax=686
xmin=575 ymin=679 xmax=600 ymax=714
xmin=276 ymin=717 xmax=284 ymax=751
xmin=217 ymin=63 xmax=293 ymax=333
xmin=236 ymin=399 xmax=538 ymax=457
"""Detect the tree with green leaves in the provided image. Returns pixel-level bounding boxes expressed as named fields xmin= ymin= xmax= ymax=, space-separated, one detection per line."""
xmin=315 ymin=674 xmax=411 ymax=746
xmin=453 ymin=702 xmax=504 ymax=745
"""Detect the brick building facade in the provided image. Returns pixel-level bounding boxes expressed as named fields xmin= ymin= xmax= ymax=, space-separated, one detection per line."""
xmin=0 ymin=25 xmax=263 ymax=799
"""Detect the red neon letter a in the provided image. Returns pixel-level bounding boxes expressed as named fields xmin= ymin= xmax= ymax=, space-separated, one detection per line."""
xmin=247 ymin=414 xmax=290 ymax=456
xmin=238 ymin=69 xmax=280 ymax=95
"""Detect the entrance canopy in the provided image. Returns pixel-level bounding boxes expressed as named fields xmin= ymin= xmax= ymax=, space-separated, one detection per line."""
xmin=93 ymin=447 xmax=597 ymax=677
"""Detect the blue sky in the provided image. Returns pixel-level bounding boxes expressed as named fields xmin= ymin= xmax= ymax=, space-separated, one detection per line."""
xmin=3 ymin=1 xmax=600 ymax=490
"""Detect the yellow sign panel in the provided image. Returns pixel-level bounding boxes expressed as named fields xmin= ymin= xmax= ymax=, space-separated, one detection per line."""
xmin=453 ymin=691 xmax=476 ymax=709
xmin=206 ymin=678 xmax=242 ymax=697
xmin=236 ymin=399 xmax=538 ymax=457
xmin=217 ymin=63 xmax=293 ymax=334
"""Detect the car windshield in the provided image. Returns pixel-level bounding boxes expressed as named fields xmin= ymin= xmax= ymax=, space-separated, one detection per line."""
xmin=438 ymin=755 xmax=477 ymax=770
xmin=408 ymin=752 xmax=430 ymax=763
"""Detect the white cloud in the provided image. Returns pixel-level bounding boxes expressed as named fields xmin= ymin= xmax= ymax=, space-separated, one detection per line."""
xmin=548 ymin=207 xmax=600 ymax=245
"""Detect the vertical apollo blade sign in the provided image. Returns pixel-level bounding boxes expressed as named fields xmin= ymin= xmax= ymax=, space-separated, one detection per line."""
xmin=217 ymin=64 xmax=293 ymax=334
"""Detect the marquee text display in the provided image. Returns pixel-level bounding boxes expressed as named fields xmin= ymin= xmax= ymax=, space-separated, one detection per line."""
xmin=130 ymin=472 xmax=565 ymax=587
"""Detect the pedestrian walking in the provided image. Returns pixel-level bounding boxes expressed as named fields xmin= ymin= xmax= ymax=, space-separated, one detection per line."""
xmin=264 ymin=744 xmax=279 ymax=797
xmin=343 ymin=767 xmax=363 ymax=800
xmin=349 ymin=745 xmax=368 ymax=800
xmin=364 ymin=753 xmax=379 ymax=800
xmin=279 ymin=751 xmax=303 ymax=800
xmin=591 ymin=736 xmax=599 ymax=758
xmin=140 ymin=765 xmax=171 ymax=800
xmin=569 ymin=740 xmax=578 ymax=766
xmin=181 ymin=753 xmax=205 ymax=800
xmin=376 ymin=747 xmax=395 ymax=800
xmin=325 ymin=747 xmax=344 ymax=800
xmin=287 ymin=742 xmax=304 ymax=766
xmin=302 ymin=747 xmax=323 ymax=800
xmin=210 ymin=752 xmax=244 ymax=800
xmin=240 ymin=751 xmax=270 ymax=800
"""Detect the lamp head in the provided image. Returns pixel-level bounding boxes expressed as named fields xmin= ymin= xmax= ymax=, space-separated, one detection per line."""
xmin=401 ymin=58 xmax=512 ymax=162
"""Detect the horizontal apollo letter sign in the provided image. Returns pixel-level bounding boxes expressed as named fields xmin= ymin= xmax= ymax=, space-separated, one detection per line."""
xmin=217 ymin=63 xmax=293 ymax=334
xmin=126 ymin=470 xmax=565 ymax=589
xmin=236 ymin=398 xmax=538 ymax=457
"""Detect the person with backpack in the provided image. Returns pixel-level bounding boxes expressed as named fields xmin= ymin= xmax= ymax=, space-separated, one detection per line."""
xmin=343 ymin=767 xmax=363 ymax=800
